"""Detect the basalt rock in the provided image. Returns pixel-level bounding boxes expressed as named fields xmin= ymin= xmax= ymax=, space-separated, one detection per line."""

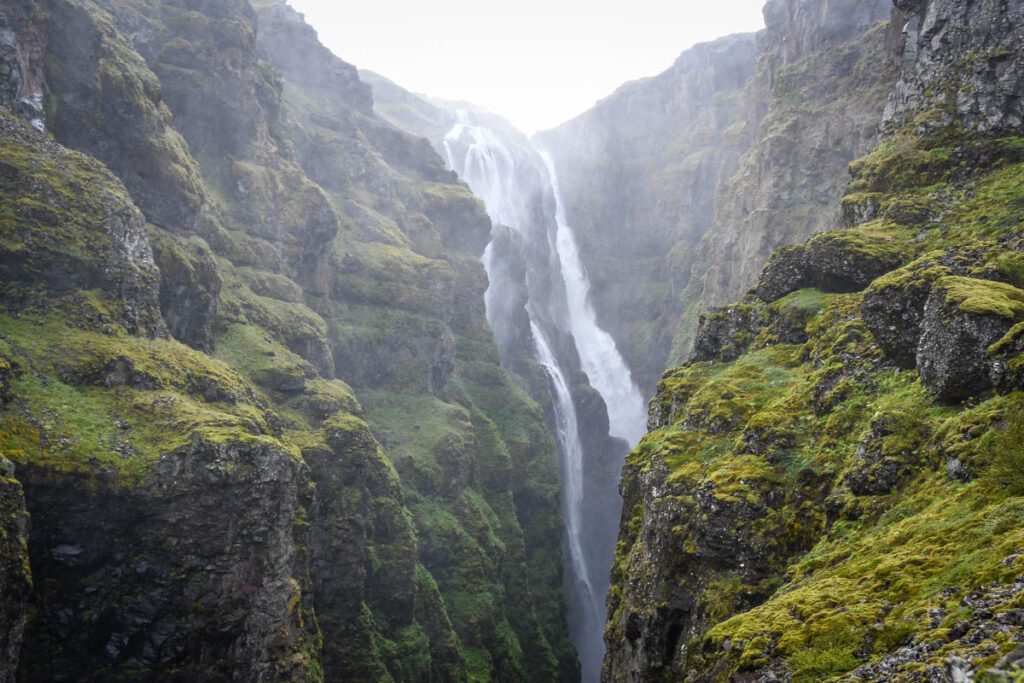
xmin=917 ymin=277 xmax=1024 ymax=402
xmin=0 ymin=460 xmax=29 ymax=683
xmin=149 ymin=231 xmax=222 ymax=351
xmin=884 ymin=0 xmax=1024 ymax=134
xmin=17 ymin=438 xmax=317 ymax=682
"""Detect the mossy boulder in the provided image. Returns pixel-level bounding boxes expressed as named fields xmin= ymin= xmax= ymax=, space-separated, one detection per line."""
xmin=756 ymin=230 xmax=908 ymax=303
xmin=917 ymin=277 xmax=1024 ymax=402
xmin=861 ymin=252 xmax=966 ymax=368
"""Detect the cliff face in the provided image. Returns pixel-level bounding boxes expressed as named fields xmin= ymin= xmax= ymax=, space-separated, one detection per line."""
xmin=0 ymin=0 xmax=574 ymax=680
xmin=538 ymin=0 xmax=898 ymax=393
xmin=686 ymin=0 xmax=899 ymax=347
xmin=604 ymin=0 xmax=1024 ymax=680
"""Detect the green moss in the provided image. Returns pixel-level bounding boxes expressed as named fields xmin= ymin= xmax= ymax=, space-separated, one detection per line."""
xmin=939 ymin=276 xmax=1024 ymax=319
xmin=215 ymin=324 xmax=310 ymax=394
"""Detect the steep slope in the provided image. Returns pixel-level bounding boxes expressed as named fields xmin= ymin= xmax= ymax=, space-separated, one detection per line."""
xmin=604 ymin=0 xmax=1024 ymax=680
xmin=538 ymin=0 xmax=898 ymax=394
xmin=0 ymin=0 xmax=575 ymax=680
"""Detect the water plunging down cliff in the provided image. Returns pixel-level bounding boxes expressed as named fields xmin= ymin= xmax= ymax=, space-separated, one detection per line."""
xmin=539 ymin=151 xmax=647 ymax=447
xmin=442 ymin=110 xmax=646 ymax=681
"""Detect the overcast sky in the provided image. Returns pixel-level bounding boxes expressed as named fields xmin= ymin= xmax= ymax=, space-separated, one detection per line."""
xmin=286 ymin=1 xmax=767 ymax=134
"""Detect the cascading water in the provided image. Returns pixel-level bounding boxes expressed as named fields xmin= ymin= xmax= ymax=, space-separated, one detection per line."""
xmin=530 ymin=321 xmax=604 ymax=677
xmin=443 ymin=110 xmax=645 ymax=682
xmin=539 ymin=152 xmax=647 ymax=446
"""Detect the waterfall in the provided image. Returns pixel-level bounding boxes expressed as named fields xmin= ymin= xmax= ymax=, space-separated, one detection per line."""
xmin=539 ymin=152 xmax=647 ymax=446
xmin=443 ymin=110 xmax=644 ymax=682
xmin=530 ymin=321 xmax=605 ymax=678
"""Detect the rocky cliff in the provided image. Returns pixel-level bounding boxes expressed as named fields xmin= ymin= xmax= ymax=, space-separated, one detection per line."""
xmin=604 ymin=0 xmax=1024 ymax=680
xmin=538 ymin=0 xmax=899 ymax=394
xmin=0 ymin=0 xmax=575 ymax=680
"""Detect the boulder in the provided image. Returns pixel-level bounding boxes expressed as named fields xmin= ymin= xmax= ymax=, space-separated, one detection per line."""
xmin=917 ymin=277 xmax=1024 ymax=402
xmin=756 ymin=230 xmax=906 ymax=303
xmin=861 ymin=251 xmax=969 ymax=367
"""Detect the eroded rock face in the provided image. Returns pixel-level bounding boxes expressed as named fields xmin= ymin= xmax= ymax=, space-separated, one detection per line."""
xmin=17 ymin=440 xmax=317 ymax=682
xmin=885 ymin=0 xmax=1024 ymax=133
xmin=755 ymin=230 xmax=907 ymax=303
xmin=0 ymin=460 xmax=29 ymax=683
xmin=0 ymin=0 xmax=45 ymax=130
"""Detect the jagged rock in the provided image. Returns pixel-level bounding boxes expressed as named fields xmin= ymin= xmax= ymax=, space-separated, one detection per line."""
xmin=885 ymin=0 xmax=1024 ymax=134
xmin=0 ymin=460 xmax=30 ymax=683
xmin=149 ymin=232 xmax=222 ymax=351
xmin=861 ymin=250 xmax=976 ymax=367
xmin=17 ymin=439 xmax=317 ymax=681
xmin=692 ymin=305 xmax=760 ymax=362
xmin=757 ymin=231 xmax=907 ymax=303
xmin=917 ymin=277 xmax=1024 ymax=402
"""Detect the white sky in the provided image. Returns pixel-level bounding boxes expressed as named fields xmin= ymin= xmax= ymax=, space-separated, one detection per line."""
xmin=286 ymin=1 xmax=767 ymax=134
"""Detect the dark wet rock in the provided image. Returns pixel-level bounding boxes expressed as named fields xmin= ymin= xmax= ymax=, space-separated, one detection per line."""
xmin=692 ymin=305 xmax=760 ymax=363
xmin=916 ymin=277 xmax=1024 ymax=402
xmin=17 ymin=439 xmax=317 ymax=682
xmin=0 ymin=460 xmax=30 ymax=683
xmin=861 ymin=253 xmax=967 ymax=368
xmin=150 ymin=232 xmax=222 ymax=352
xmin=885 ymin=0 xmax=1024 ymax=134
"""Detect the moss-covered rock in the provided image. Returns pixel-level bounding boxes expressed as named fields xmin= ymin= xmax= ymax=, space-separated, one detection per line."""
xmin=40 ymin=0 xmax=207 ymax=230
xmin=148 ymin=230 xmax=222 ymax=351
xmin=0 ymin=113 xmax=165 ymax=336
xmin=917 ymin=277 xmax=1024 ymax=402
xmin=756 ymin=230 xmax=908 ymax=303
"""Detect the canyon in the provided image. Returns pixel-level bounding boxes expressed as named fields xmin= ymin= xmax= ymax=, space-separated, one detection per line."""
xmin=0 ymin=0 xmax=1023 ymax=681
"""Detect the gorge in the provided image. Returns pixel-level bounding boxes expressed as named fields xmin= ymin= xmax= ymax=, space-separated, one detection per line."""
xmin=1 ymin=0 xmax=1024 ymax=681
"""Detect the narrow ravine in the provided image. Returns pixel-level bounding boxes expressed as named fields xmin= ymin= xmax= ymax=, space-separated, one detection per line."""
xmin=442 ymin=110 xmax=645 ymax=681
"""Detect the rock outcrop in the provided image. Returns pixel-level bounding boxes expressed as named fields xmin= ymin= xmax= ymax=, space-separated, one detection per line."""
xmin=0 ymin=457 xmax=29 ymax=683
xmin=604 ymin=0 xmax=1024 ymax=679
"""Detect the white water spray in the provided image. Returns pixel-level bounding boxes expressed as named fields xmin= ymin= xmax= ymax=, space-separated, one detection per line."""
xmin=539 ymin=151 xmax=647 ymax=447
xmin=530 ymin=321 xmax=604 ymax=649
xmin=443 ymin=111 xmax=644 ymax=682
